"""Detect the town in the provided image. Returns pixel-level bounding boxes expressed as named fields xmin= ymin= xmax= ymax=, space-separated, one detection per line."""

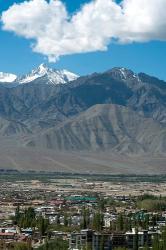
xmin=0 ymin=172 xmax=166 ymax=249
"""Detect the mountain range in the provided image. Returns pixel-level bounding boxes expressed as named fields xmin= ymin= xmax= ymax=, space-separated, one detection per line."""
xmin=0 ymin=64 xmax=165 ymax=174
xmin=0 ymin=63 xmax=78 ymax=86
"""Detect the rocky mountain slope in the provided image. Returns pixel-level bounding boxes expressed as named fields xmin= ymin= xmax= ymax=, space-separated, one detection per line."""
xmin=26 ymin=104 xmax=166 ymax=153
xmin=0 ymin=65 xmax=165 ymax=157
xmin=0 ymin=117 xmax=30 ymax=136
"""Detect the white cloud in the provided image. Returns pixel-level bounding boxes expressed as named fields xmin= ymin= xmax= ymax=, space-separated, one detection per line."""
xmin=1 ymin=0 xmax=166 ymax=62
xmin=120 ymin=0 xmax=166 ymax=43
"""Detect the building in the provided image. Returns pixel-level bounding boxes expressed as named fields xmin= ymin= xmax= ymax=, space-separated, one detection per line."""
xmin=69 ymin=229 xmax=93 ymax=250
xmin=111 ymin=233 xmax=126 ymax=248
xmin=92 ymin=232 xmax=112 ymax=250
xmin=0 ymin=232 xmax=15 ymax=240
xmin=126 ymin=228 xmax=156 ymax=248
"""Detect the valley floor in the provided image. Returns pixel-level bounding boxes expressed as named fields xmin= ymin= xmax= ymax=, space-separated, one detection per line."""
xmin=0 ymin=139 xmax=165 ymax=174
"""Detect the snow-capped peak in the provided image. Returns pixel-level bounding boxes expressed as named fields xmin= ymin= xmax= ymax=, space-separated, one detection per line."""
xmin=18 ymin=64 xmax=79 ymax=84
xmin=34 ymin=63 xmax=49 ymax=76
xmin=0 ymin=72 xmax=17 ymax=83
xmin=107 ymin=67 xmax=139 ymax=81
xmin=0 ymin=64 xmax=79 ymax=87
xmin=18 ymin=64 xmax=49 ymax=84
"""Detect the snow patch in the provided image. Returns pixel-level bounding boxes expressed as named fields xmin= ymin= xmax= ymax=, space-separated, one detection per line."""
xmin=0 ymin=72 xmax=17 ymax=83
xmin=18 ymin=64 xmax=79 ymax=85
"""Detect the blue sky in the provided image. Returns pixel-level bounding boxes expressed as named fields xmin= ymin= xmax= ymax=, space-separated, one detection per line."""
xmin=0 ymin=0 xmax=166 ymax=80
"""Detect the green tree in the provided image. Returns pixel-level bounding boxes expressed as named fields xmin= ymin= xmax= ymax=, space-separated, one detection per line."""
xmin=142 ymin=245 xmax=150 ymax=250
xmin=64 ymin=213 xmax=68 ymax=227
xmin=98 ymin=198 xmax=105 ymax=211
xmin=37 ymin=238 xmax=68 ymax=250
xmin=37 ymin=216 xmax=49 ymax=236
xmin=18 ymin=207 xmax=36 ymax=228
xmin=14 ymin=242 xmax=30 ymax=250
xmin=116 ymin=213 xmax=124 ymax=231
xmin=152 ymin=235 xmax=160 ymax=250
xmin=56 ymin=214 xmax=60 ymax=225
xmin=81 ymin=208 xmax=90 ymax=229
xmin=92 ymin=212 xmax=103 ymax=231
xmin=15 ymin=205 xmax=21 ymax=224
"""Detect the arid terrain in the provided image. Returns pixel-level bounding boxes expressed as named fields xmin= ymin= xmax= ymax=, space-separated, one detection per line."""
xmin=0 ymin=139 xmax=165 ymax=174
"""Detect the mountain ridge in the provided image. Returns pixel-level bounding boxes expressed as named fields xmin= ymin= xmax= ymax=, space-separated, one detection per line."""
xmin=0 ymin=63 xmax=79 ymax=87
xmin=26 ymin=104 xmax=166 ymax=154
xmin=0 ymin=65 xmax=165 ymax=171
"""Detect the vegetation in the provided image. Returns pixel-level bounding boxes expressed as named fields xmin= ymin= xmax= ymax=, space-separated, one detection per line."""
xmin=14 ymin=242 xmax=31 ymax=250
xmin=137 ymin=194 xmax=166 ymax=211
xmin=14 ymin=206 xmax=49 ymax=236
xmin=37 ymin=238 xmax=68 ymax=250
xmin=1 ymin=172 xmax=166 ymax=183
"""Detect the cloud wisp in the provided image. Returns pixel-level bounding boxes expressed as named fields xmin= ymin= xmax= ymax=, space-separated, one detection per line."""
xmin=1 ymin=0 xmax=166 ymax=62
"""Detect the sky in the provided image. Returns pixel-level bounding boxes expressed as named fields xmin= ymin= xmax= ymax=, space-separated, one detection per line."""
xmin=0 ymin=0 xmax=166 ymax=80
